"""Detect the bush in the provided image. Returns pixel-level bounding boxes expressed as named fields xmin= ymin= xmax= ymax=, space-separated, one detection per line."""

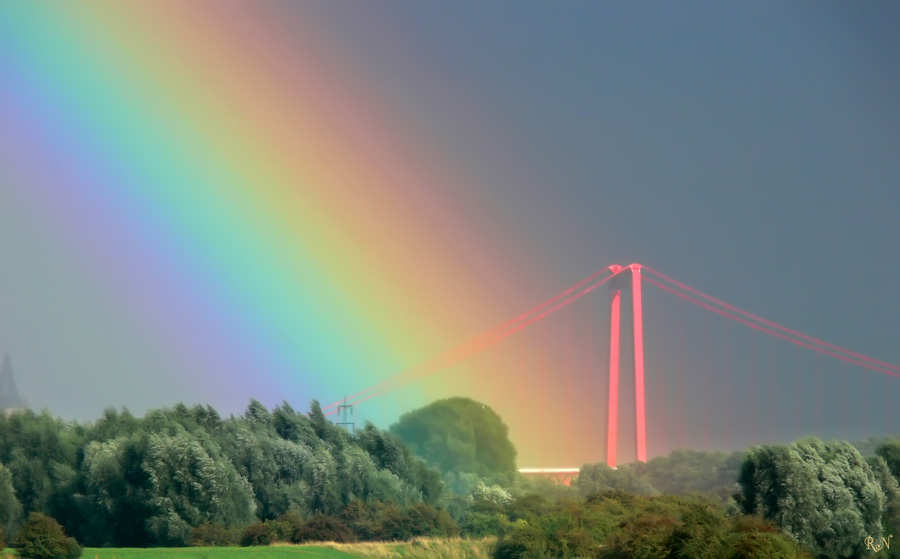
xmin=276 ymin=510 xmax=305 ymax=535
xmin=493 ymin=539 xmax=532 ymax=559
xmin=240 ymin=521 xmax=272 ymax=546
xmin=239 ymin=517 xmax=300 ymax=546
xmin=494 ymin=524 xmax=551 ymax=559
xmin=189 ymin=522 xmax=237 ymax=546
xmin=14 ymin=513 xmax=82 ymax=559
xmin=146 ymin=512 xmax=191 ymax=547
xmin=341 ymin=500 xmax=378 ymax=540
xmin=461 ymin=511 xmax=513 ymax=538
xmin=294 ymin=513 xmax=355 ymax=543
xmin=404 ymin=503 xmax=459 ymax=539
xmin=724 ymin=529 xmax=811 ymax=559
xmin=263 ymin=519 xmax=294 ymax=543
xmin=65 ymin=538 xmax=82 ymax=559
xmin=369 ymin=502 xmax=459 ymax=541
xmin=338 ymin=501 xmax=459 ymax=541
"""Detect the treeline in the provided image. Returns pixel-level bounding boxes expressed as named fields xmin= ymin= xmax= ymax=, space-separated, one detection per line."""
xmin=568 ymin=440 xmax=900 ymax=559
xmin=492 ymin=491 xmax=809 ymax=559
xmin=0 ymin=400 xmax=446 ymax=547
xmin=574 ymin=449 xmax=746 ymax=502
xmin=190 ymin=501 xmax=458 ymax=547
xmin=2 ymin=396 xmax=900 ymax=559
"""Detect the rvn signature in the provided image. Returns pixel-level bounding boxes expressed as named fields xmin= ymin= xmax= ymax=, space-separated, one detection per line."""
xmin=866 ymin=534 xmax=894 ymax=552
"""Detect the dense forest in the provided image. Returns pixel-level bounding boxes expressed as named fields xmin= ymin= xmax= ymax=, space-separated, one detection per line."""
xmin=0 ymin=397 xmax=899 ymax=559
xmin=0 ymin=400 xmax=448 ymax=548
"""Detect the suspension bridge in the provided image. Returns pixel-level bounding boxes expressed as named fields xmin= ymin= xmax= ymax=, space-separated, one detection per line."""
xmin=320 ymin=263 xmax=900 ymax=471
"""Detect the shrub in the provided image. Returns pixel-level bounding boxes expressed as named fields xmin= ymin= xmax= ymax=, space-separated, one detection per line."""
xmin=472 ymin=482 xmax=514 ymax=507
xmin=294 ymin=513 xmax=355 ymax=543
xmin=240 ymin=521 xmax=272 ymax=546
xmin=493 ymin=539 xmax=532 ymax=559
xmin=724 ymin=529 xmax=811 ymax=559
xmin=461 ymin=511 xmax=513 ymax=538
xmin=370 ymin=502 xmax=459 ymax=540
xmin=65 ymin=538 xmax=82 ymax=559
xmin=506 ymin=494 xmax=551 ymax=523
xmin=730 ymin=514 xmax=779 ymax=534
xmin=494 ymin=524 xmax=551 ymax=559
xmin=596 ymin=512 xmax=682 ymax=559
xmin=404 ymin=503 xmax=459 ymax=539
xmin=341 ymin=500 xmax=378 ymax=540
xmin=666 ymin=503 xmax=729 ymax=559
xmin=263 ymin=519 xmax=294 ymax=543
xmin=146 ymin=512 xmax=191 ymax=547
xmin=189 ymin=522 xmax=237 ymax=546
xmin=240 ymin=517 xmax=300 ymax=546
xmin=276 ymin=510 xmax=305 ymax=534
xmin=338 ymin=501 xmax=458 ymax=541
xmin=723 ymin=514 xmax=810 ymax=559
xmin=14 ymin=513 xmax=82 ymax=559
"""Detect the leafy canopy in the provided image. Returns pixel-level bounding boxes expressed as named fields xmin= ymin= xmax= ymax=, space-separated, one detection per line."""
xmin=389 ymin=397 xmax=517 ymax=481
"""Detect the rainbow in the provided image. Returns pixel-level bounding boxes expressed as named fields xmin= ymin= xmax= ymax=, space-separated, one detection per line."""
xmin=1 ymin=3 xmax=617 ymax=465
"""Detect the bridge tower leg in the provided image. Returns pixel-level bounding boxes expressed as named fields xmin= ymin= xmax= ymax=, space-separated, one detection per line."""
xmin=606 ymin=264 xmax=647 ymax=467
xmin=607 ymin=281 xmax=622 ymax=468
xmin=632 ymin=265 xmax=647 ymax=463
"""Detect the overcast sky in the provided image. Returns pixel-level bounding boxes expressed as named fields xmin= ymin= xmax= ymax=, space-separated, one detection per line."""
xmin=1 ymin=2 xmax=898 ymax=462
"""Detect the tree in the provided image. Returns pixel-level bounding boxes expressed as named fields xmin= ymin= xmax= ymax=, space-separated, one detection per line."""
xmin=576 ymin=463 xmax=658 ymax=496
xmin=724 ymin=515 xmax=811 ymax=559
xmin=0 ymin=399 xmax=449 ymax=546
xmin=78 ymin=427 xmax=257 ymax=547
xmin=737 ymin=438 xmax=886 ymax=559
xmin=471 ymin=481 xmax=513 ymax=507
xmin=14 ymin=512 xmax=81 ymax=559
xmin=272 ymin=401 xmax=316 ymax=444
xmin=77 ymin=434 xmax=156 ymax=546
xmin=142 ymin=431 xmax=257 ymax=544
xmin=868 ymin=455 xmax=900 ymax=559
xmin=0 ymin=411 xmax=81 ymax=518
xmin=225 ymin=424 xmax=311 ymax=519
xmin=244 ymin=399 xmax=271 ymax=425
xmin=495 ymin=492 xmax=808 ymax=559
xmin=631 ymin=449 xmax=744 ymax=501
xmin=876 ymin=439 xmax=900 ymax=480
xmin=389 ymin=398 xmax=517 ymax=482
xmin=0 ymin=463 xmax=22 ymax=538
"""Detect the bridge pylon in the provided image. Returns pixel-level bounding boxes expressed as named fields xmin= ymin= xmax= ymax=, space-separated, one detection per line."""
xmin=606 ymin=264 xmax=646 ymax=467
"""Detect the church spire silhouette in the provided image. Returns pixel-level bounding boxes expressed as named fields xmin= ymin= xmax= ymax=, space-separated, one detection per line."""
xmin=0 ymin=353 xmax=26 ymax=414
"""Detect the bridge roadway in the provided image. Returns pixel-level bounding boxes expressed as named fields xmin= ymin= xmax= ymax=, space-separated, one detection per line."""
xmin=517 ymin=467 xmax=582 ymax=486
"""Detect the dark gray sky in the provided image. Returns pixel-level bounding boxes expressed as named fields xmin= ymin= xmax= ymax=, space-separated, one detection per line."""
xmin=344 ymin=3 xmax=900 ymax=350
xmin=0 ymin=2 xmax=898 ymax=460
xmin=309 ymin=2 xmax=900 ymax=325
xmin=310 ymin=0 xmax=900 ymax=415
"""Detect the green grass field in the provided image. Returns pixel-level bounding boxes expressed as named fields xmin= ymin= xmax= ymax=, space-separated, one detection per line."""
xmin=3 ymin=549 xmax=353 ymax=559
xmin=79 ymin=548 xmax=353 ymax=559
xmin=4 ymin=538 xmax=495 ymax=559
xmin=87 ymin=547 xmax=357 ymax=559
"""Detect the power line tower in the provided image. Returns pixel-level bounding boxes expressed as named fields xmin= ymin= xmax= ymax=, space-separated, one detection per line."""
xmin=336 ymin=398 xmax=355 ymax=432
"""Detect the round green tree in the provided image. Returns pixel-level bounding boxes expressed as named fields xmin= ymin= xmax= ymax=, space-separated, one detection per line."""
xmin=15 ymin=512 xmax=81 ymax=559
xmin=389 ymin=398 xmax=516 ymax=481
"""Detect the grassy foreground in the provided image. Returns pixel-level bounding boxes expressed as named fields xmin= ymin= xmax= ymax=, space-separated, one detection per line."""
xmin=304 ymin=538 xmax=494 ymax=559
xmin=3 ymin=538 xmax=495 ymax=559
xmin=4 ymin=549 xmax=353 ymax=559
